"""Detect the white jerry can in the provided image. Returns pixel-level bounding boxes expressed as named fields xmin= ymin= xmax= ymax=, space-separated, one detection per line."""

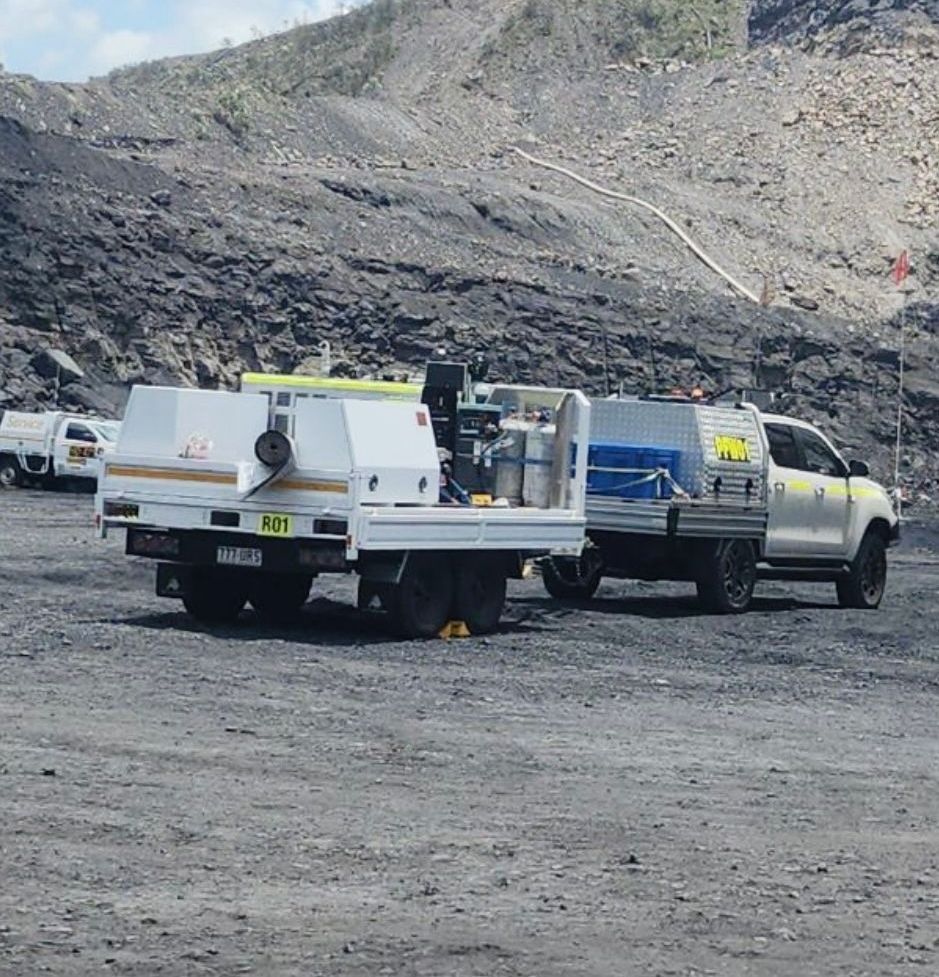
xmin=492 ymin=418 xmax=529 ymax=504
xmin=522 ymin=423 xmax=556 ymax=508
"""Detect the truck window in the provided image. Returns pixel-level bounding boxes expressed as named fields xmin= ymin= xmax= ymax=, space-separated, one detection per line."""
xmin=798 ymin=428 xmax=846 ymax=478
xmin=765 ymin=424 xmax=801 ymax=469
xmin=90 ymin=422 xmax=119 ymax=443
xmin=65 ymin=423 xmax=97 ymax=444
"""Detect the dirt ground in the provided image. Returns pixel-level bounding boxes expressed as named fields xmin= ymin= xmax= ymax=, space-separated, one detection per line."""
xmin=2 ymin=490 xmax=939 ymax=977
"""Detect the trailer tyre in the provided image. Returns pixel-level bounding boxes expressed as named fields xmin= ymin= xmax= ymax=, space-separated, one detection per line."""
xmin=836 ymin=531 xmax=887 ymax=610
xmin=696 ymin=539 xmax=756 ymax=614
xmin=452 ymin=556 xmax=507 ymax=635
xmin=182 ymin=568 xmax=249 ymax=624
xmin=387 ymin=554 xmax=454 ymax=639
xmin=0 ymin=457 xmax=22 ymax=488
xmin=249 ymin=573 xmax=313 ymax=624
xmin=542 ymin=549 xmax=603 ymax=600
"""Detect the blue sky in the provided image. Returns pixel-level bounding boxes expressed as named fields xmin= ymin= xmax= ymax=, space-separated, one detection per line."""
xmin=0 ymin=0 xmax=361 ymax=81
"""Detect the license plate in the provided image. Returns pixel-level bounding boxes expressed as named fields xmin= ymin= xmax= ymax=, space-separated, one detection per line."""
xmin=258 ymin=513 xmax=294 ymax=538
xmin=217 ymin=546 xmax=263 ymax=567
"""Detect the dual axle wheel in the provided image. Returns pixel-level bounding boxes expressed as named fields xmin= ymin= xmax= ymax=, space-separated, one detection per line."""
xmin=359 ymin=553 xmax=508 ymax=639
xmin=182 ymin=570 xmax=313 ymax=626
xmin=180 ymin=554 xmax=510 ymax=639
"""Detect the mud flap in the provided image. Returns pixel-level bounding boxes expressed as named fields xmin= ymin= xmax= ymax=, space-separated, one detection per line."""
xmin=156 ymin=562 xmax=192 ymax=599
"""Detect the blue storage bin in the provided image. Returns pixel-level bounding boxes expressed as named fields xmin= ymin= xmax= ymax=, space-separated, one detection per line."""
xmin=586 ymin=442 xmax=681 ymax=500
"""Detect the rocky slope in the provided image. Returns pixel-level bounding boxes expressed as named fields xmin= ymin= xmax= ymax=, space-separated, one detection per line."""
xmin=0 ymin=0 xmax=936 ymax=496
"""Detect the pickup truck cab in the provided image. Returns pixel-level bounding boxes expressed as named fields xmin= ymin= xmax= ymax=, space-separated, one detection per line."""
xmin=760 ymin=413 xmax=898 ymax=607
xmin=542 ymin=399 xmax=899 ymax=613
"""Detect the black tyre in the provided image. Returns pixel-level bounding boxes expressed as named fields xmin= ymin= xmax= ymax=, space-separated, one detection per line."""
xmin=452 ymin=556 xmax=507 ymax=635
xmin=182 ymin=568 xmax=249 ymax=624
xmin=696 ymin=539 xmax=757 ymax=614
xmin=386 ymin=553 xmax=454 ymax=639
xmin=249 ymin=573 xmax=313 ymax=624
xmin=542 ymin=548 xmax=603 ymax=600
xmin=837 ymin=531 xmax=887 ymax=610
xmin=0 ymin=457 xmax=22 ymax=488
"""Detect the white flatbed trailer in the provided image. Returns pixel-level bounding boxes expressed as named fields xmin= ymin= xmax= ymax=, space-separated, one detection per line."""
xmin=97 ymin=384 xmax=589 ymax=637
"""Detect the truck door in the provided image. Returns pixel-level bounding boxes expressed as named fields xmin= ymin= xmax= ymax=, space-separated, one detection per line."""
xmin=54 ymin=422 xmax=99 ymax=477
xmin=764 ymin=423 xmax=809 ymax=557
xmin=792 ymin=426 xmax=850 ymax=557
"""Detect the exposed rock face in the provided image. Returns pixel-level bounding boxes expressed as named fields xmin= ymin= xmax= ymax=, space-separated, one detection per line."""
xmin=0 ymin=0 xmax=936 ymax=499
xmin=749 ymin=0 xmax=939 ymax=50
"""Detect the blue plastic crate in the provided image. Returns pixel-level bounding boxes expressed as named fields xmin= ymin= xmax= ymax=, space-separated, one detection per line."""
xmin=586 ymin=442 xmax=681 ymax=500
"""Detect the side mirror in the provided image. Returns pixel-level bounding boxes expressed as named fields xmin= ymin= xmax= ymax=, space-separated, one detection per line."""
xmin=848 ymin=460 xmax=870 ymax=478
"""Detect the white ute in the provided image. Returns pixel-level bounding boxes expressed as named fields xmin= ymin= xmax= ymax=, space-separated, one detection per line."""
xmin=542 ymin=395 xmax=899 ymax=612
xmin=0 ymin=410 xmax=121 ymax=489
xmin=96 ymin=376 xmax=590 ymax=637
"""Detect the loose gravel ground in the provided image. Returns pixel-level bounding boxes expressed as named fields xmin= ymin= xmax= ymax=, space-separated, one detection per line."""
xmin=2 ymin=490 xmax=939 ymax=976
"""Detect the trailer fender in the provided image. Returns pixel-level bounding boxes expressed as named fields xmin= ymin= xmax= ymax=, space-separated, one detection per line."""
xmin=357 ymin=551 xmax=409 ymax=585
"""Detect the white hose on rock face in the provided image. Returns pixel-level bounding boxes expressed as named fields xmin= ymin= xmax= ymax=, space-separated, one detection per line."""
xmin=510 ymin=146 xmax=764 ymax=306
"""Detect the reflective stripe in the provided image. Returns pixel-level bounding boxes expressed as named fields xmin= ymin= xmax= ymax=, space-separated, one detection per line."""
xmin=105 ymin=465 xmax=236 ymax=485
xmin=784 ymin=480 xmax=884 ymax=500
xmin=851 ymin=486 xmax=884 ymax=499
xmin=105 ymin=465 xmax=348 ymax=494
xmin=275 ymin=478 xmax=348 ymax=494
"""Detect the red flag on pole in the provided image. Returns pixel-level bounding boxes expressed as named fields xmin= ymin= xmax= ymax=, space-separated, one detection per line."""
xmin=891 ymin=250 xmax=910 ymax=286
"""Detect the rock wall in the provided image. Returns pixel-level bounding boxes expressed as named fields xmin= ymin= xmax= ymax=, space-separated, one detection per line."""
xmin=749 ymin=0 xmax=939 ymax=49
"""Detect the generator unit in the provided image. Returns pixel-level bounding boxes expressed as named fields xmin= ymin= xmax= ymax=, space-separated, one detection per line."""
xmin=453 ymin=403 xmax=503 ymax=494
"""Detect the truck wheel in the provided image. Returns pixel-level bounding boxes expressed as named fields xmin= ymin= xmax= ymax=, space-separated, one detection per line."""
xmin=542 ymin=549 xmax=603 ymax=600
xmin=837 ymin=531 xmax=887 ymax=610
xmin=249 ymin=573 xmax=313 ymax=624
xmin=386 ymin=553 xmax=454 ymax=639
xmin=0 ymin=457 xmax=22 ymax=488
xmin=696 ymin=539 xmax=756 ymax=614
xmin=452 ymin=556 xmax=507 ymax=635
xmin=182 ymin=568 xmax=248 ymax=624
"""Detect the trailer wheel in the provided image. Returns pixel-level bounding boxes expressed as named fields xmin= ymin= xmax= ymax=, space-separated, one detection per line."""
xmin=837 ymin=531 xmax=887 ymax=610
xmin=182 ymin=568 xmax=248 ymax=624
xmin=249 ymin=573 xmax=313 ymax=624
xmin=696 ymin=539 xmax=756 ymax=614
xmin=0 ymin=457 xmax=22 ymax=488
xmin=387 ymin=553 xmax=454 ymax=639
xmin=542 ymin=548 xmax=603 ymax=600
xmin=452 ymin=555 xmax=507 ymax=635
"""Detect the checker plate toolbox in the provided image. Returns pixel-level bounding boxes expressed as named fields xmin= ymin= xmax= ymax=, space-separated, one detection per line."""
xmin=583 ymin=398 xmax=769 ymax=540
